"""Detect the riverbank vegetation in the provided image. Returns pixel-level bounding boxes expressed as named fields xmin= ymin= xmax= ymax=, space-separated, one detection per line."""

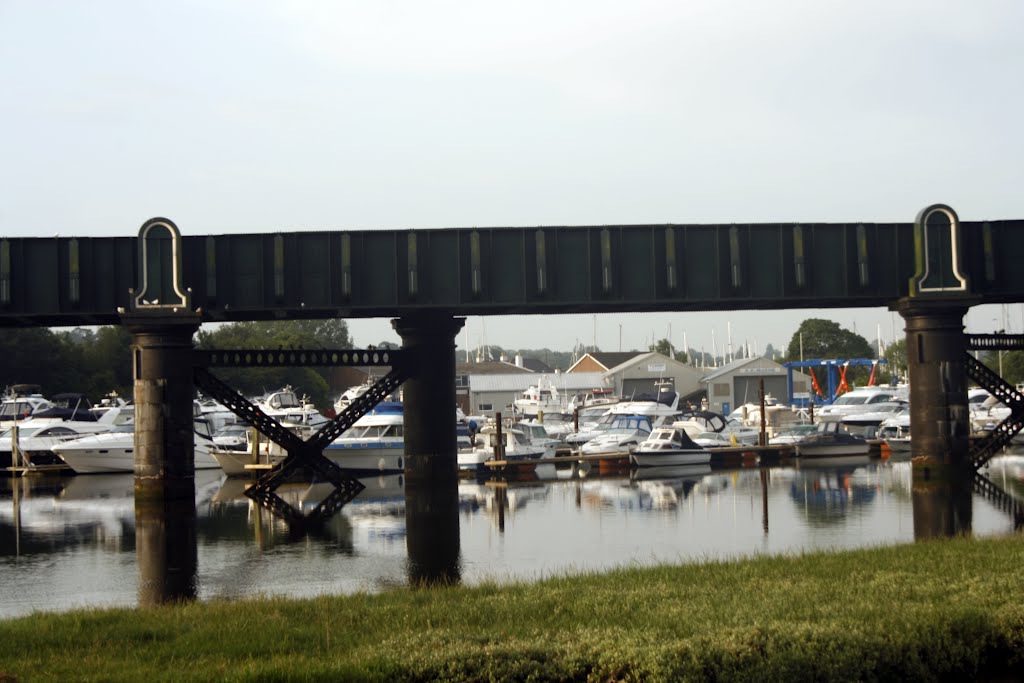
xmin=1 ymin=534 xmax=1022 ymax=682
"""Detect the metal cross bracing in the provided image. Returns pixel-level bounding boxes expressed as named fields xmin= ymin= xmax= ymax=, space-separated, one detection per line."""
xmin=973 ymin=475 xmax=1024 ymax=530
xmin=192 ymin=348 xmax=409 ymax=525
xmin=963 ymin=351 xmax=1024 ymax=470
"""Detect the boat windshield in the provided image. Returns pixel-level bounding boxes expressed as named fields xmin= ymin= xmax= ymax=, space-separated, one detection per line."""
xmin=268 ymin=392 xmax=300 ymax=409
xmin=194 ymin=419 xmax=213 ymax=439
xmin=696 ymin=431 xmax=724 ymax=441
xmin=832 ymin=395 xmax=869 ymax=406
xmin=0 ymin=402 xmax=35 ymax=418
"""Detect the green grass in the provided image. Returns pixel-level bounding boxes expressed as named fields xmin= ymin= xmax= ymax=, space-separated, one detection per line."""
xmin=1 ymin=535 xmax=1023 ymax=681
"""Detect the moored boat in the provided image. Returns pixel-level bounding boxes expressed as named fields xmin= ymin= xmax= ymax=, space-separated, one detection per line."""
xmin=793 ymin=421 xmax=871 ymax=465
xmin=52 ymin=419 xmax=220 ymax=474
xmin=458 ymin=425 xmax=548 ymax=474
xmin=630 ymin=427 xmax=711 ymax=467
xmin=1 ymin=404 xmax=134 ymax=470
xmin=322 ymin=401 xmax=405 ymax=474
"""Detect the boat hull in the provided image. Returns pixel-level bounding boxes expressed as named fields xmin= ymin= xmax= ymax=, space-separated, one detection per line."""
xmin=630 ymin=449 xmax=711 ymax=467
xmin=323 ymin=443 xmax=404 ymax=474
xmin=457 ymin=449 xmax=547 ymax=474
xmin=55 ymin=439 xmax=220 ymax=474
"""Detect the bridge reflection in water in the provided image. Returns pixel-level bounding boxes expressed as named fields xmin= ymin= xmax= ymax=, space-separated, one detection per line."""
xmin=0 ymin=456 xmax=1020 ymax=617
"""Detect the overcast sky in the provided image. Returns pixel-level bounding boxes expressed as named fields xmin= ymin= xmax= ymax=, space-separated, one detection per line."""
xmin=2 ymin=1 xmax=1021 ymax=354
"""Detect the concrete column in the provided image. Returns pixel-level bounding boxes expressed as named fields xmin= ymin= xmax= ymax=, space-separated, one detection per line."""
xmin=391 ymin=314 xmax=466 ymax=485
xmin=894 ymin=297 xmax=977 ymax=480
xmin=392 ymin=314 xmax=464 ymax=586
xmin=122 ymin=313 xmax=201 ymax=502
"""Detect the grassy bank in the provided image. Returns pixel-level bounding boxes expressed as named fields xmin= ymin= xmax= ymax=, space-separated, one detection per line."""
xmin=2 ymin=535 xmax=1023 ymax=682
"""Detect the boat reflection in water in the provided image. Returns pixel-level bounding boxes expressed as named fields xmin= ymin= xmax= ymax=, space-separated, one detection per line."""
xmin=0 ymin=453 xmax=1021 ymax=618
xmin=788 ymin=466 xmax=877 ymax=526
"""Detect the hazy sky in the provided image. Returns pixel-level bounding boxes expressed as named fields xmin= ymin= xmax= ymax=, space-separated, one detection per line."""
xmin=2 ymin=1 xmax=1021 ymax=354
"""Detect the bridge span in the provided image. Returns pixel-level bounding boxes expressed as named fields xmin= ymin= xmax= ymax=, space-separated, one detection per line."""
xmin=1 ymin=212 xmax=1022 ymax=326
xmin=1 ymin=205 xmax=1019 ymax=517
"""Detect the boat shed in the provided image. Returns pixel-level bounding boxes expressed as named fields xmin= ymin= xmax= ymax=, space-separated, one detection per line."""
xmin=700 ymin=357 xmax=811 ymax=415
xmin=599 ymin=352 xmax=705 ymax=405
xmin=466 ymin=371 xmax=607 ymax=418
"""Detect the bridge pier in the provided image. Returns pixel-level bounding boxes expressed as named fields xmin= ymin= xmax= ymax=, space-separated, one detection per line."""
xmin=122 ymin=313 xmax=202 ymax=502
xmin=392 ymin=314 xmax=464 ymax=585
xmin=391 ymin=314 xmax=466 ymax=484
xmin=895 ymin=297 xmax=977 ymax=480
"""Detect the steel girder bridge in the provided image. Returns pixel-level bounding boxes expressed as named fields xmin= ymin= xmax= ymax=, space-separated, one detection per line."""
xmin=1 ymin=216 xmax=1023 ymax=326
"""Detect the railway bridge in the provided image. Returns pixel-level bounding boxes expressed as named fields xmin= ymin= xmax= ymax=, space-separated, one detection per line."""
xmin=2 ymin=203 xmax=1022 ymax=501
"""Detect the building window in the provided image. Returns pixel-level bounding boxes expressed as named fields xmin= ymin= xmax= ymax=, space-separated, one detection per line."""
xmin=478 ymin=403 xmax=493 ymax=413
xmin=713 ymin=383 xmax=730 ymax=397
xmin=455 ymin=375 xmax=469 ymax=388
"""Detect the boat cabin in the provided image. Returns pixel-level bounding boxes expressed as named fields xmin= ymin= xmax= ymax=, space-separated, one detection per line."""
xmin=639 ymin=427 xmax=703 ymax=452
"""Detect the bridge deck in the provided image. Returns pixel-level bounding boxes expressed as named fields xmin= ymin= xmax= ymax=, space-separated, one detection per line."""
xmin=2 ymin=219 xmax=1023 ymax=326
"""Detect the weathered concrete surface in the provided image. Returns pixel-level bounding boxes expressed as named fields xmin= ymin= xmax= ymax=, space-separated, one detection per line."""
xmin=895 ymin=297 xmax=977 ymax=481
xmin=123 ymin=313 xmax=201 ymax=502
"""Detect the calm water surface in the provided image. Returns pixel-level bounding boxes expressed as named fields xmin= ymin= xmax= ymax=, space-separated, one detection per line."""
xmin=1 ymin=454 xmax=1022 ymax=619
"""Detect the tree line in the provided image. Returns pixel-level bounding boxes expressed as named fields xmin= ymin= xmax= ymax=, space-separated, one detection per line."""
xmin=0 ymin=320 xmax=352 ymax=411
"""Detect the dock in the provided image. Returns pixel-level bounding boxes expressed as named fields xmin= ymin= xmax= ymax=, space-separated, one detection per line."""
xmin=480 ymin=443 xmax=795 ymax=473
xmin=3 ymin=464 xmax=71 ymax=476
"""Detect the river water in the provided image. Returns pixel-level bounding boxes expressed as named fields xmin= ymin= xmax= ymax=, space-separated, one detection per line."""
xmin=1 ymin=453 xmax=1022 ymax=619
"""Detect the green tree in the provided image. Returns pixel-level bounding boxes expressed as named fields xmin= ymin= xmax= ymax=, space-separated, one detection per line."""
xmin=648 ymin=338 xmax=688 ymax=364
xmin=0 ymin=328 xmax=78 ymax=396
xmin=785 ymin=319 xmax=874 ymax=362
xmin=785 ymin=319 xmax=876 ymax=387
xmin=1002 ymin=350 xmax=1024 ymax=386
xmin=883 ymin=338 xmax=907 ymax=384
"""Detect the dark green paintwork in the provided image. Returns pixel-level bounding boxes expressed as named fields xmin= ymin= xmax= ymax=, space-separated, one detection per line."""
xmin=1 ymin=219 xmax=1022 ymax=327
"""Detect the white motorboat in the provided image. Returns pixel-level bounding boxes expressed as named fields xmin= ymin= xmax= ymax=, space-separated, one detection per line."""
xmin=333 ymin=379 xmax=376 ymax=414
xmin=458 ymin=425 xmax=548 ymax=474
xmin=210 ymin=447 xmax=283 ymax=477
xmin=257 ymin=387 xmax=328 ymax=427
xmin=567 ymin=388 xmax=619 ymax=412
xmin=839 ymin=402 xmax=909 ymax=441
xmin=212 ymin=422 xmax=250 ymax=451
xmin=511 ymin=421 xmax=560 ymax=457
xmin=673 ymin=410 xmax=760 ymax=445
xmin=1 ymin=417 xmax=117 ymax=471
xmin=0 ymin=392 xmax=54 ymax=425
xmin=768 ymin=423 xmax=818 ymax=446
xmin=878 ymin=413 xmax=911 ymax=453
xmin=323 ymin=401 xmax=405 ymax=473
xmin=630 ymin=427 xmax=711 ymax=467
xmin=813 ymin=386 xmax=907 ymax=422
xmin=52 ymin=419 xmax=220 ymax=474
xmin=214 ymin=401 xmax=408 ymax=476
xmin=0 ymin=408 xmax=128 ymax=469
xmin=566 ymin=392 xmax=680 ymax=446
xmin=513 ymin=377 xmax=564 ymax=418
xmin=579 ymin=414 xmax=654 ymax=457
